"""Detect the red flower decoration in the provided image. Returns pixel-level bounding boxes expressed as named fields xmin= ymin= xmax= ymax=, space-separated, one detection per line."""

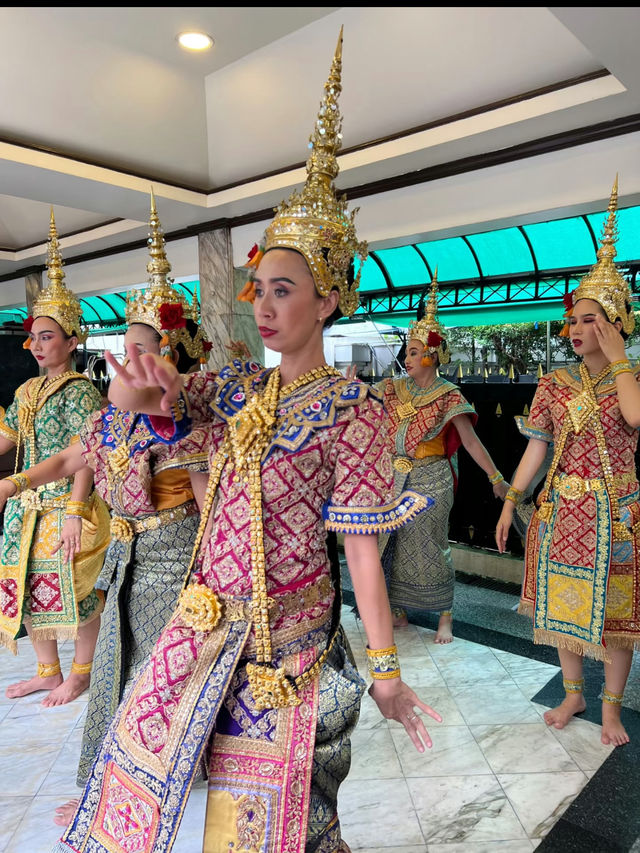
xmin=23 ymin=316 xmax=34 ymax=333
xmin=158 ymin=303 xmax=186 ymax=330
xmin=202 ymin=340 xmax=213 ymax=353
xmin=563 ymin=291 xmax=574 ymax=313
xmin=427 ymin=330 xmax=443 ymax=348
xmin=247 ymin=244 xmax=259 ymax=262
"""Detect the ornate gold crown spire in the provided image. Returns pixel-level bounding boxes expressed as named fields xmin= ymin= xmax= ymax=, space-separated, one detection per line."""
xmin=30 ymin=208 xmax=87 ymax=343
xmin=568 ymin=175 xmax=634 ymax=335
xmin=126 ymin=190 xmax=209 ymax=362
xmin=261 ymin=28 xmax=368 ymax=317
xmin=407 ymin=269 xmax=450 ymax=364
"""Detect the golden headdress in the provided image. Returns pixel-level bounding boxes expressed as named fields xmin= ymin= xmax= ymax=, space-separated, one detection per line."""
xmin=407 ymin=270 xmax=450 ymax=365
xmin=29 ymin=209 xmax=87 ymax=344
xmin=241 ymin=28 xmax=368 ymax=317
xmin=125 ymin=191 xmax=210 ymax=362
xmin=561 ymin=175 xmax=635 ymax=336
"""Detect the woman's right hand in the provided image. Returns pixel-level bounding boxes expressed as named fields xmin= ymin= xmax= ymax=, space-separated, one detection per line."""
xmin=105 ymin=347 xmax=183 ymax=412
xmin=495 ymin=501 xmax=515 ymax=553
xmin=0 ymin=478 xmax=16 ymax=514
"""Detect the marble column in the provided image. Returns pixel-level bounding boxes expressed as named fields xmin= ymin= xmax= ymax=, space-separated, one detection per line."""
xmin=197 ymin=229 xmax=263 ymax=368
xmin=25 ymin=271 xmax=43 ymax=314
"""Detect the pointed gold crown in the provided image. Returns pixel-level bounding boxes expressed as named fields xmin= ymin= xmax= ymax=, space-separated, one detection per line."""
xmin=262 ymin=28 xmax=368 ymax=317
xmin=407 ymin=270 xmax=450 ymax=364
xmin=571 ymin=175 xmax=635 ymax=335
xmin=125 ymin=191 xmax=209 ymax=361
xmin=31 ymin=209 xmax=88 ymax=343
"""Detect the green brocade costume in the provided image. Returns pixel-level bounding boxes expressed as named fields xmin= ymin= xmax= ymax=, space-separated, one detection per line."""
xmin=0 ymin=372 xmax=109 ymax=652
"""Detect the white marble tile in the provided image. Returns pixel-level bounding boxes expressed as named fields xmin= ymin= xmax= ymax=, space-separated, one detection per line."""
xmin=0 ymin=742 xmax=61 ymax=796
xmin=173 ymin=782 xmax=208 ymax=853
xmin=4 ymin=794 xmax=69 ymax=853
xmin=471 ymin=723 xmax=579 ymax=774
xmin=37 ymin=738 xmax=84 ymax=798
xmin=338 ymin=778 xmax=425 ymax=848
xmin=0 ymin=797 xmax=32 ymax=851
xmin=497 ymin=771 xmax=588 ymax=839
xmin=546 ymin=715 xmax=615 ymax=771
xmin=451 ymin=683 xmax=541 ymax=726
xmin=408 ymin=775 xmax=529 ymax=845
xmin=431 ymin=653 xmax=512 ymax=686
xmin=395 ymin=659 xmax=448 ymax=689
xmin=356 ymin=693 xmax=392 ymax=730
xmin=391 ymin=726 xmax=491 ymax=778
xmin=359 ymin=848 xmax=427 ymax=853
xmin=349 ymin=727 xmax=404 ymax=780
xmin=427 ymin=842 xmax=534 ymax=852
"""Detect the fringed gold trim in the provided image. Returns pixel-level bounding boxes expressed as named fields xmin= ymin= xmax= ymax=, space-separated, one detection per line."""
xmin=602 ymin=633 xmax=640 ymax=653
xmin=517 ymin=601 xmax=533 ymax=618
xmin=30 ymin=626 xmax=78 ymax=643
xmin=0 ymin=633 xmax=18 ymax=655
xmin=532 ymin=627 xmax=611 ymax=663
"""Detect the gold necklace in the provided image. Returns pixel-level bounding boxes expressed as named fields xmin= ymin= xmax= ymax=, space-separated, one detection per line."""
xmin=279 ymin=364 xmax=342 ymax=400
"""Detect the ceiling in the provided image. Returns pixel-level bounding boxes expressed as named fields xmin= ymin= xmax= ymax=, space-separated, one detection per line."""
xmin=1 ymin=6 xmax=640 ymax=299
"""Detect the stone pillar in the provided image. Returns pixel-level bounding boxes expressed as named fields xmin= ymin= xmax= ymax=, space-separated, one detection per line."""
xmin=197 ymin=228 xmax=263 ymax=368
xmin=25 ymin=271 xmax=43 ymax=314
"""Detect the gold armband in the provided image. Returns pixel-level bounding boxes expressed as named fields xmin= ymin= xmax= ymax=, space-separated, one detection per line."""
xmin=505 ymin=486 xmax=523 ymax=506
xmin=366 ymin=644 xmax=401 ymax=680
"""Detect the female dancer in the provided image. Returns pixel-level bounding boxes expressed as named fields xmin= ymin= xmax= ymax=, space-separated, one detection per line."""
xmin=0 ymin=211 xmax=109 ymax=706
xmin=0 ymin=198 xmax=215 ymax=820
xmin=496 ymin=177 xmax=640 ymax=746
xmin=381 ymin=276 xmax=509 ymax=642
xmin=51 ymin=31 xmax=441 ymax=853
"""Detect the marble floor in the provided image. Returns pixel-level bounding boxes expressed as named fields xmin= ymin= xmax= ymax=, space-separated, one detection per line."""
xmin=0 ymin=607 xmax=620 ymax=853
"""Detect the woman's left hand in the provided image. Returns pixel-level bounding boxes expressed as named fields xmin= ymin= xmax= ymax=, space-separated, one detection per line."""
xmin=493 ymin=480 xmax=510 ymax=500
xmin=593 ymin=314 xmax=627 ymax=364
xmin=369 ymin=677 xmax=442 ymax=752
xmin=53 ymin=516 xmax=83 ymax=564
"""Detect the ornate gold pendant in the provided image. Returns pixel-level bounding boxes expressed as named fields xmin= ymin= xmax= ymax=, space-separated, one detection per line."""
xmin=229 ymin=397 xmax=275 ymax=472
xmin=393 ymin=457 xmax=413 ymax=474
xmin=246 ymin=663 xmax=301 ymax=710
xmin=107 ymin=443 xmax=131 ymax=478
xmin=396 ymin=400 xmax=418 ymax=420
xmin=566 ymin=392 xmax=598 ymax=435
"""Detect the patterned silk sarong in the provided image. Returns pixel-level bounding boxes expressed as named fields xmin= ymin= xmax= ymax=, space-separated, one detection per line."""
xmin=77 ymin=511 xmax=199 ymax=785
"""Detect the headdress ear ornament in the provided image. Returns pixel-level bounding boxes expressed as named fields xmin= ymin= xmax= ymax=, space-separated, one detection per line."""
xmin=125 ymin=189 xmax=210 ymax=362
xmin=407 ymin=269 xmax=450 ymax=364
xmin=30 ymin=208 xmax=88 ymax=344
xmin=563 ymin=175 xmax=635 ymax=336
xmin=259 ymin=27 xmax=368 ymax=317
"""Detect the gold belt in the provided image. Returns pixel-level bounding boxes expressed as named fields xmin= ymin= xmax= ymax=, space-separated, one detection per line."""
xmin=18 ymin=479 xmax=71 ymax=511
xmin=393 ymin=455 xmax=445 ymax=474
xmin=179 ymin=573 xmax=334 ymax=632
xmin=110 ymin=501 xmax=198 ymax=543
xmin=552 ymin=471 xmax=638 ymax=500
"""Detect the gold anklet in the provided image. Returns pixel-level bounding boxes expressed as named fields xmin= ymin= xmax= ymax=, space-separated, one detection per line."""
xmin=70 ymin=659 xmax=92 ymax=675
xmin=37 ymin=660 xmax=61 ymax=678
xmin=602 ymin=687 xmax=623 ymax=705
xmin=563 ymin=677 xmax=584 ymax=694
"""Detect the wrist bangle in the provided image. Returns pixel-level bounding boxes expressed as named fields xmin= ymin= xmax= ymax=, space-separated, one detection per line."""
xmin=609 ymin=359 xmax=631 ymax=370
xmin=5 ymin=472 xmax=31 ymax=495
xmin=65 ymin=500 xmax=90 ymax=520
xmin=489 ymin=471 xmax=504 ymax=485
xmin=366 ymin=644 xmax=401 ymax=680
xmin=505 ymin=486 xmax=523 ymax=506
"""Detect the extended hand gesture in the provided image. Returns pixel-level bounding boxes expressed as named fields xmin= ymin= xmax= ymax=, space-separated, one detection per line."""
xmin=369 ymin=677 xmax=442 ymax=752
xmin=105 ymin=347 xmax=183 ymax=412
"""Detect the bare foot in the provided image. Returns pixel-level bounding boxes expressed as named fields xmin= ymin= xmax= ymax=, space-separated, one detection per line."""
xmin=601 ymin=702 xmax=630 ymax=747
xmin=392 ymin=610 xmax=409 ymax=628
xmin=41 ymin=672 xmax=90 ymax=707
xmin=54 ymin=799 xmax=79 ymax=827
xmin=543 ymin=692 xmax=586 ymax=729
xmin=434 ymin=612 xmax=453 ymax=644
xmin=5 ymin=671 xmax=63 ymax=699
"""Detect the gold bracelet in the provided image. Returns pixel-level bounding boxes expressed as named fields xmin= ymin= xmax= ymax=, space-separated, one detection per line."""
xmin=65 ymin=500 xmax=91 ymax=520
xmin=5 ymin=472 xmax=31 ymax=495
xmin=366 ymin=644 xmax=401 ymax=680
xmin=505 ymin=486 xmax=523 ymax=506
xmin=489 ymin=471 xmax=504 ymax=485
xmin=609 ymin=359 xmax=632 ymax=370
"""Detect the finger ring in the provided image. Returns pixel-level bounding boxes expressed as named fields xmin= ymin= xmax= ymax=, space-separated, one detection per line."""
xmin=407 ymin=713 xmax=417 ymax=721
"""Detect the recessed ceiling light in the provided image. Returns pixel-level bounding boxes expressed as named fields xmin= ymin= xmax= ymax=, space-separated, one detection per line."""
xmin=177 ymin=32 xmax=214 ymax=51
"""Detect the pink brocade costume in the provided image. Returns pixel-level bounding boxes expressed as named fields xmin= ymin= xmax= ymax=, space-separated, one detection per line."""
xmin=518 ymin=366 xmax=640 ymax=659
xmin=56 ymin=360 xmax=429 ymax=853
